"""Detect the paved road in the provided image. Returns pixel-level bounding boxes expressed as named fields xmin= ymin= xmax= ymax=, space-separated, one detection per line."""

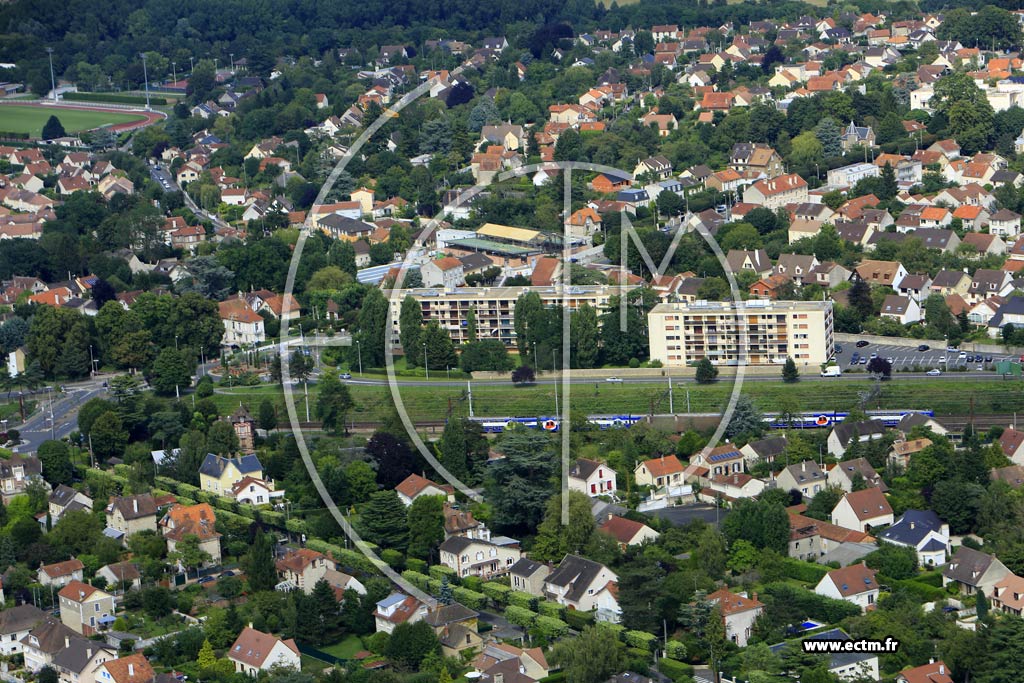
xmin=12 ymin=382 xmax=107 ymax=453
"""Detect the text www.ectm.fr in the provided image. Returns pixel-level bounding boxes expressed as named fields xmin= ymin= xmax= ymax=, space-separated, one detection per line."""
xmin=802 ymin=638 xmax=900 ymax=654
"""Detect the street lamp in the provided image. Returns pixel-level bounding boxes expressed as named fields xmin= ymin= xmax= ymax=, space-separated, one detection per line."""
xmin=355 ymin=338 xmax=363 ymax=376
xmin=46 ymin=48 xmax=56 ymax=102
xmin=533 ymin=341 xmax=538 ymax=368
xmin=423 ymin=343 xmax=429 ymax=380
xmin=175 ymin=335 xmax=179 ymax=351
xmin=171 ymin=61 xmax=176 ymax=84
xmin=189 ymin=56 xmax=194 ymax=72
xmin=230 ymin=53 xmax=235 ymax=71
xmin=140 ymin=52 xmax=151 ymax=110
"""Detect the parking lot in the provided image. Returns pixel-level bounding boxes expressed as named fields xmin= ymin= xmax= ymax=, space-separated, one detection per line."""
xmin=832 ymin=340 xmax=1019 ymax=373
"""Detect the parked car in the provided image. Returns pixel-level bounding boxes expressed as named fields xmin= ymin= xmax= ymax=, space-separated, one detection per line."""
xmin=986 ymin=356 xmax=993 ymax=363
xmin=850 ymin=353 xmax=860 ymax=365
xmin=856 ymin=340 xmax=870 ymax=348
xmin=340 ymin=372 xmax=352 ymax=379
xmin=834 ymin=344 xmax=843 ymax=354
xmin=859 ymin=357 xmax=867 ymax=364
xmin=197 ymin=576 xmax=215 ymax=585
xmin=917 ymin=344 xmax=930 ymax=351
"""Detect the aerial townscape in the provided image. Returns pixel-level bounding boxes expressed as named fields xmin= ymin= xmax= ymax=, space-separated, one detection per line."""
xmin=8 ymin=0 xmax=1024 ymax=682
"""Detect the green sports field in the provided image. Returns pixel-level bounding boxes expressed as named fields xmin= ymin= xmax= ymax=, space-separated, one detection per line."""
xmin=0 ymin=105 xmax=147 ymax=137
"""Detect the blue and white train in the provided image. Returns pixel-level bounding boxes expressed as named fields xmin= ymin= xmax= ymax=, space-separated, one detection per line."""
xmin=467 ymin=409 xmax=934 ymax=433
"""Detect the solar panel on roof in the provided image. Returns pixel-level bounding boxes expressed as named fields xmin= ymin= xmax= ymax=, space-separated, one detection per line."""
xmin=707 ymin=450 xmax=740 ymax=463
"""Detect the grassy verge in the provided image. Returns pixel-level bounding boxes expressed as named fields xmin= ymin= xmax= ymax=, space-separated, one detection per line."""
xmin=319 ymin=635 xmax=364 ymax=659
xmin=210 ymin=377 xmax=1024 ymax=425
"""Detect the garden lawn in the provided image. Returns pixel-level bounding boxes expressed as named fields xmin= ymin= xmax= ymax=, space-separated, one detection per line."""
xmin=320 ymin=634 xmax=364 ymax=660
xmin=0 ymin=105 xmax=147 ymax=137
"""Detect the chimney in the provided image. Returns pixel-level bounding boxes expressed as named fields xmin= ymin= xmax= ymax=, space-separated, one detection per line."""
xmin=64 ymin=637 xmax=69 ymax=649
xmin=752 ymin=591 xmax=758 ymax=601
xmin=86 ymin=647 xmax=92 ymax=659
xmin=133 ymin=498 xmax=138 ymax=514
xmin=128 ymin=664 xmax=134 ymax=677
xmin=801 ymin=461 xmax=807 ymax=472
xmin=909 ymin=521 xmax=915 ymax=530
xmin=939 ymin=664 xmax=945 ymax=675
xmin=495 ymin=675 xmax=504 ymax=683
xmin=733 ymin=474 xmax=739 ymax=484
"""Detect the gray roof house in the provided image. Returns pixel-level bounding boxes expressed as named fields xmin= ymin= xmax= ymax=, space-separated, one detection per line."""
xmin=827 ymin=420 xmax=887 ymax=457
xmin=878 ymin=510 xmax=950 ymax=567
xmin=942 ymin=546 xmax=1010 ymax=596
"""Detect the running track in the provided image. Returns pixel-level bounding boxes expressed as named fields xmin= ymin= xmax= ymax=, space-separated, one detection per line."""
xmin=0 ymin=99 xmax=166 ymax=134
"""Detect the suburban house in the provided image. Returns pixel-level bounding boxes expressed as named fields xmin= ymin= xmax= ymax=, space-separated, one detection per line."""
xmin=692 ymin=444 xmax=745 ymax=476
xmin=895 ymin=662 xmax=954 ymax=683
xmin=21 ymin=619 xmax=79 ymax=672
xmin=788 ymin=511 xmax=874 ymax=563
xmin=160 ymin=503 xmax=223 ymax=568
xmin=854 ymin=260 xmax=908 ymax=290
xmin=769 ymin=629 xmax=880 ymax=681
xmin=425 ymin=602 xmax=482 ymax=658
xmin=93 ymin=654 xmax=155 ymax=683
xmin=880 ymin=294 xmax=922 ymax=324
xmin=51 ymin=636 xmax=117 ymax=683
xmin=942 ymin=547 xmax=1011 ymax=596
xmin=95 ymin=562 xmax=142 ymax=592
xmin=473 ymin=643 xmax=550 ymax=682
xmin=58 ymin=580 xmax=116 ymax=635
xmin=543 ymin=555 xmax=620 ymax=622
xmin=877 ymin=510 xmax=950 ymax=566
xmin=438 ymin=536 xmax=522 ymax=579
xmin=228 ymin=627 xmax=301 ymax=676
xmin=775 ymin=461 xmax=829 ymax=500
xmin=0 ymin=604 xmax=47 ymax=656
xmin=742 ymin=173 xmax=808 ymax=210
xmin=831 ymin=487 xmax=894 ymax=532
xmin=374 ymin=593 xmax=428 ymax=634
xmin=37 ymin=558 xmax=84 ymax=587
xmin=275 ymin=549 xmax=332 ymax=593
xmin=634 ymin=454 xmax=685 ymax=497
xmin=105 ymin=494 xmax=158 ymax=542
xmin=740 ymin=436 xmax=788 ymax=466
xmin=567 ymin=458 xmax=617 ymax=498
xmin=815 ymin=563 xmax=879 ymax=611
xmin=47 ymin=485 xmax=93 ymax=526
xmin=395 ymin=473 xmax=455 ymax=506
xmin=199 ymin=453 xmax=264 ymax=496
xmin=0 ymin=455 xmax=43 ymax=503
xmin=827 ymin=420 xmax=887 ymax=457
xmin=706 ymin=588 xmax=763 ymax=647
xmin=828 ymin=458 xmax=887 ymax=492
xmin=599 ymin=515 xmax=660 ymax=549
xmin=218 ymin=299 xmax=265 ymax=347
xmin=991 ymin=573 xmax=1024 ymax=617
xmin=228 ymin=476 xmax=283 ymax=505
xmin=509 ymin=558 xmax=551 ymax=595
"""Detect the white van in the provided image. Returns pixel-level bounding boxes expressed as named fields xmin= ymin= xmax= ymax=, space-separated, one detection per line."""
xmin=820 ymin=365 xmax=842 ymax=377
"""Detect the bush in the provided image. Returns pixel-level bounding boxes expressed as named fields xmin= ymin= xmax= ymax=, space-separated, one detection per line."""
xmin=781 ymin=557 xmax=829 ymax=583
xmin=563 ymin=609 xmax=595 ymax=631
xmin=364 ymin=631 xmax=389 ymax=654
xmin=481 ymin=582 xmax=512 ymax=605
xmin=595 ymin=621 xmax=626 ymax=636
xmin=406 ymin=558 xmax=427 ymax=574
xmin=657 ymin=658 xmax=694 ymax=682
xmin=429 ymin=564 xmax=457 ymax=582
xmin=380 ymin=549 xmax=404 ymax=569
xmin=665 ymin=639 xmax=687 ymax=660
xmin=504 ymin=605 xmax=537 ymax=628
xmin=508 ymin=591 xmax=537 ymax=610
xmin=400 ymin=570 xmax=431 ymax=592
xmin=624 ymin=630 xmax=658 ymax=651
xmin=628 ymin=358 xmax=641 ymax=368
xmin=453 ymin=586 xmax=488 ymax=610
xmin=462 ymin=575 xmax=483 ymax=592
xmin=537 ymin=601 xmax=563 ymax=619
xmin=893 ymin=578 xmax=947 ymax=601
xmin=533 ymin=615 xmax=569 ymax=639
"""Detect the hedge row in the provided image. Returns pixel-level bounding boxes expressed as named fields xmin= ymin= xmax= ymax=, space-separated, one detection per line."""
xmin=453 ymin=586 xmax=488 ymax=610
xmin=0 ymin=132 xmax=30 ymax=140
xmin=508 ymin=590 xmax=537 ymax=610
xmin=657 ymin=658 xmax=695 ymax=683
xmin=64 ymin=92 xmax=168 ymax=105
xmin=893 ymin=577 xmax=947 ymax=601
xmin=534 ymin=615 xmax=569 ymax=638
xmin=781 ymin=557 xmax=830 ymax=583
xmin=429 ymin=564 xmax=456 ymax=581
xmin=401 ymin=570 xmax=431 ymax=592
xmin=537 ymin=601 xmax=563 ymax=619
xmin=481 ymin=582 xmax=512 ymax=604
xmin=505 ymin=605 xmax=538 ymax=628
xmin=563 ymin=609 xmax=595 ymax=631
xmin=305 ymin=538 xmax=381 ymax=577
xmin=624 ymin=630 xmax=658 ymax=651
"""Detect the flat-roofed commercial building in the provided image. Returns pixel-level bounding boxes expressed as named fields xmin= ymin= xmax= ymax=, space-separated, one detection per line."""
xmin=648 ymin=299 xmax=833 ymax=366
xmin=389 ymin=285 xmax=635 ymax=347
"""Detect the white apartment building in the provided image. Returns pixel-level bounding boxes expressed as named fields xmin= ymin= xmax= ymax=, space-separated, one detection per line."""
xmin=648 ymin=299 xmax=834 ymax=366
xmin=389 ymin=285 xmax=635 ymax=346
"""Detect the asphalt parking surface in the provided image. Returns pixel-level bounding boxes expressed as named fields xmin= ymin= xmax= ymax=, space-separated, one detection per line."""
xmin=832 ymin=339 xmax=1018 ymax=374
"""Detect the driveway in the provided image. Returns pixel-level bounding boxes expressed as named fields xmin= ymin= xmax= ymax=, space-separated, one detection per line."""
xmin=649 ymin=504 xmax=729 ymax=528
